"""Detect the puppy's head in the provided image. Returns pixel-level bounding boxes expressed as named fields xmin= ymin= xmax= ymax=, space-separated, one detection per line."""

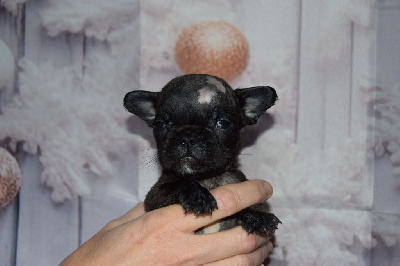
xmin=124 ymin=74 xmax=277 ymax=176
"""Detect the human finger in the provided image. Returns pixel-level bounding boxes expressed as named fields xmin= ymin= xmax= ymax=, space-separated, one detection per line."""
xmin=100 ymin=202 xmax=145 ymax=232
xmin=178 ymin=179 xmax=273 ymax=232
xmin=205 ymin=241 xmax=273 ymax=266
xmin=194 ymin=226 xmax=270 ymax=264
xmin=118 ymin=202 xmax=146 ymax=222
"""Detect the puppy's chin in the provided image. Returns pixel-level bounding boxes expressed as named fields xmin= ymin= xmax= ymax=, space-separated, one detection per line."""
xmin=178 ymin=157 xmax=197 ymax=175
xmin=163 ymin=156 xmax=205 ymax=176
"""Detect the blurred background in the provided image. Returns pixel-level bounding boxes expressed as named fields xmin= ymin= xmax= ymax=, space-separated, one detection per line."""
xmin=0 ymin=0 xmax=399 ymax=265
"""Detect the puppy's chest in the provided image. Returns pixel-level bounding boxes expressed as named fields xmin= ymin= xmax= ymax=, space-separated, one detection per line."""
xmin=198 ymin=178 xmax=224 ymax=191
xmin=197 ymin=171 xmax=244 ymax=191
xmin=195 ymin=171 xmax=245 ymax=235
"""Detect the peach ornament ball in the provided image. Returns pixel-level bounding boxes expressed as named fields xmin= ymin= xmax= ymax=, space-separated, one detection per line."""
xmin=0 ymin=147 xmax=22 ymax=209
xmin=175 ymin=21 xmax=249 ymax=82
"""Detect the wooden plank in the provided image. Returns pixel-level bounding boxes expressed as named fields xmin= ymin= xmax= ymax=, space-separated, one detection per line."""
xmin=351 ymin=6 xmax=377 ymax=207
xmin=78 ymin=63 xmax=142 ymax=242
xmin=371 ymin=212 xmax=400 ymax=265
xmin=16 ymin=154 xmax=79 ymax=266
xmin=296 ymin=0 xmax=326 ymax=153
xmin=0 ymin=5 xmax=23 ymax=104
xmin=376 ymin=8 xmax=400 ymax=91
xmin=351 ymin=22 xmax=373 ymax=141
xmin=79 ymin=2 xmax=142 ymax=242
xmin=79 ymin=36 xmax=142 ymax=242
xmin=0 ymin=5 xmax=24 ymax=266
xmin=23 ymin=1 xmax=83 ymax=69
xmin=238 ymin=0 xmax=300 ymax=132
xmin=15 ymin=1 xmax=84 ymax=265
xmin=373 ymin=6 xmax=400 ymax=215
xmin=0 ymin=198 xmax=18 ymax=266
xmin=79 ymin=150 xmax=141 ymax=243
xmin=0 ymin=7 xmax=20 ymax=56
xmin=297 ymin=0 xmax=354 ymax=152
xmin=322 ymin=17 xmax=352 ymax=148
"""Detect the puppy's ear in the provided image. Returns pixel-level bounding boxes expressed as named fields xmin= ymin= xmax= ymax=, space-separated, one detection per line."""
xmin=234 ymin=86 xmax=277 ymax=125
xmin=124 ymin=91 xmax=159 ymax=126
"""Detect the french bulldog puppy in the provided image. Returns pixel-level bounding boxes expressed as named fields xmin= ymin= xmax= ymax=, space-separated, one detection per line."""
xmin=124 ymin=74 xmax=280 ymax=234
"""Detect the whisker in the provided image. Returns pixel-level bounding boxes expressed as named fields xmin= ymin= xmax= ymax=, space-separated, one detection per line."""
xmin=139 ymin=154 xmax=160 ymax=175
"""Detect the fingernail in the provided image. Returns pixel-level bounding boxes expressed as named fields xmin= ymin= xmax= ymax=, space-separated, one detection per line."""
xmin=263 ymin=181 xmax=273 ymax=199
xmin=266 ymin=241 xmax=273 ymax=253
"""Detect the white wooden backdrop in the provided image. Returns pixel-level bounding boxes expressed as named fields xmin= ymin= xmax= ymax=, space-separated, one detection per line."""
xmin=0 ymin=1 xmax=399 ymax=265
xmin=0 ymin=1 xmax=141 ymax=265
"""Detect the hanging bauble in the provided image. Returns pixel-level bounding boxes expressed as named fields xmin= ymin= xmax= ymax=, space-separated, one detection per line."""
xmin=0 ymin=147 xmax=22 ymax=209
xmin=175 ymin=21 xmax=249 ymax=82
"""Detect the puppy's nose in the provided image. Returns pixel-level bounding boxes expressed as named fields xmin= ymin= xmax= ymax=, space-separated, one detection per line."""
xmin=181 ymin=136 xmax=197 ymax=147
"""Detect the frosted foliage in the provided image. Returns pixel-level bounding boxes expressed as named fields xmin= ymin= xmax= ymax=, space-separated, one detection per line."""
xmin=369 ymin=85 xmax=400 ymax=179
xmin=241 ymin=129 xmax=372 ymax=208
xmin=0 ymin=0 xmax=140 ymax=202
xmin=39 ymin=0 xmax=137 ymax=40
xmin=0 ymin=53 xmax=137 ymax=202
xmin=0 ymin=0 xmax=29 ymax=15
xmin=271 ymin=208 xmax=373 ymax=265
xmin=373 ymin=213 xmax=400 ymax=247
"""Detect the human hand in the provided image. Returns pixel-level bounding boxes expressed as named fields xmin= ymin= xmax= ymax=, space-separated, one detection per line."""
xmin=60 ymin=179 xmax=275 ymax=265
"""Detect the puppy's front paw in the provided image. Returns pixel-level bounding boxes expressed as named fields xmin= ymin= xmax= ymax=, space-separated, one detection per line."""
xmin=179 ymin=184 xmax=218 ymax=215
xmin=237 ymin=208 xmax=281 ymax=235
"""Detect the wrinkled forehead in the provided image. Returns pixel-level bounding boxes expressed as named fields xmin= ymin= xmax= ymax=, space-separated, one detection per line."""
xmin=197 ymin=76 xmax=228 ymax=105
xmin=160 ymin=75 xmax=234 ymax=103
xmin=205 ymin=76 xmax=227 ymax=93
xmin=158 ymin=75 xmax=238 ymax=118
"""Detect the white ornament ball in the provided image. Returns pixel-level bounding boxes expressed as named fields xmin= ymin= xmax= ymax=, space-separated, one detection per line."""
xmin=0 ymin=147 xmax=22 ymax=209
xmin=0 ymin=39 xmax=15 ymax=91
xmin=175 ymin=21 xmax=249 ymax=82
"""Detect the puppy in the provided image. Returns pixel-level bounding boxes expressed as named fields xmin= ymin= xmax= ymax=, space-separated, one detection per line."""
xmin=124 ymin=74 xmax=280 ymax=234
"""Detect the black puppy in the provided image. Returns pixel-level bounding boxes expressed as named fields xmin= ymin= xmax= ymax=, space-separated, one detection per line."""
xmin=124 ymin=74 xmax=280 ymax=234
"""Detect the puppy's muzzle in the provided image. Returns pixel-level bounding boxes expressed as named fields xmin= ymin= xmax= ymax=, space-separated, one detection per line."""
xmin=171 ymin=126 xmax=209 ymax=158
xmin=180 ymin=135 xmax=197 ymax=148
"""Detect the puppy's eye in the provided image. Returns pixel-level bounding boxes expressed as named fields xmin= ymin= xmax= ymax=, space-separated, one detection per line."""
xmin=154 ymin=121 xmax=167 ymax=132
xmin=216 ymin=119 xmax=231 ymax=129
